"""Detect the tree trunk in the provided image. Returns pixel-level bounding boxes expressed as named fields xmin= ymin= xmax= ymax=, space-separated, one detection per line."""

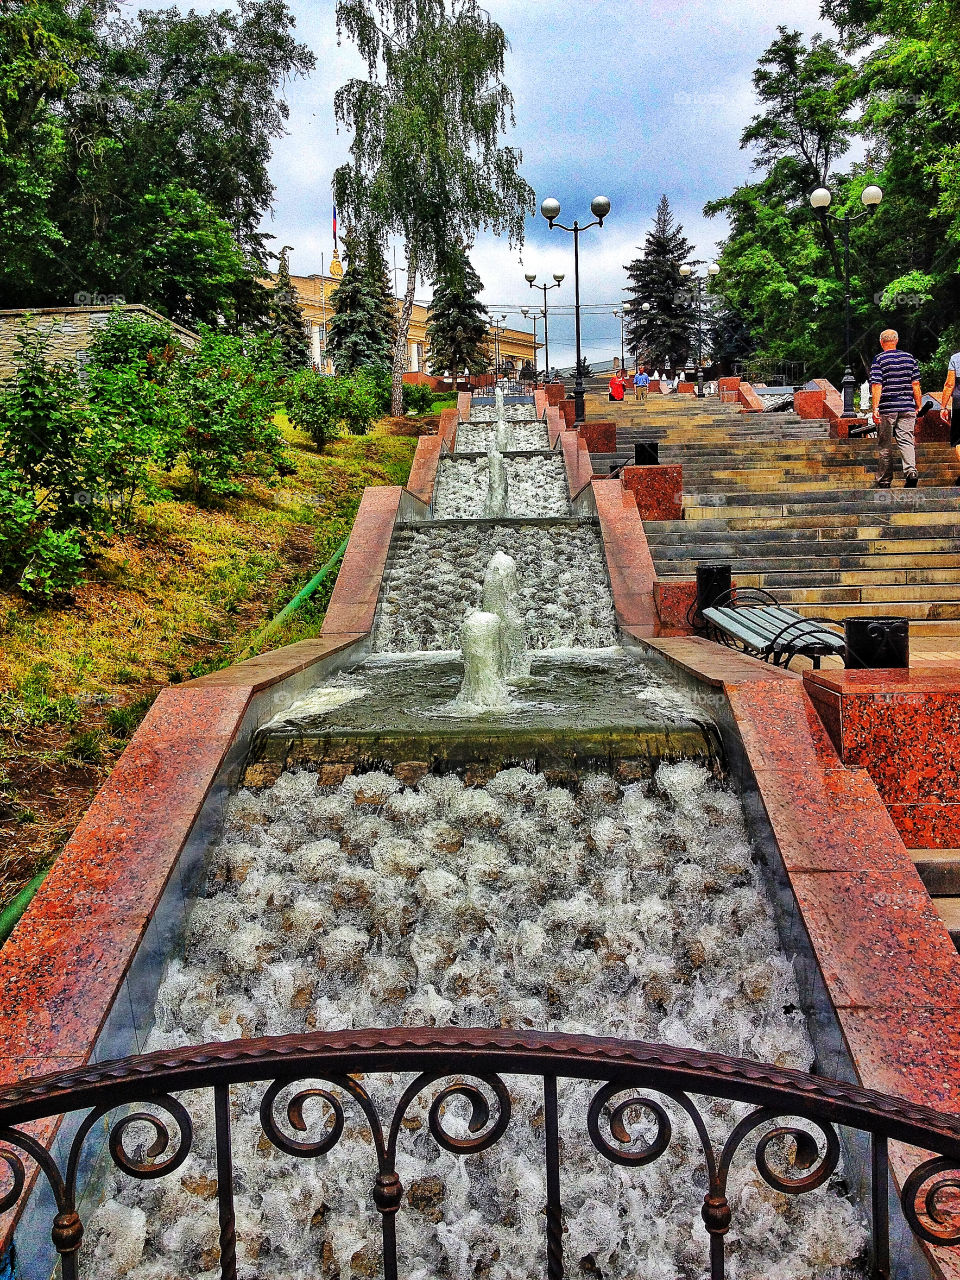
xmin=392 ymin=239 xmax=419 ymax=417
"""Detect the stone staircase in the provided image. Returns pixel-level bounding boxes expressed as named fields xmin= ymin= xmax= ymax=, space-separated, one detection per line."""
xmin=605 ymin=396 xmax=960 ymax=629
xmin=912 ymin=851 xmax=960 ymax=947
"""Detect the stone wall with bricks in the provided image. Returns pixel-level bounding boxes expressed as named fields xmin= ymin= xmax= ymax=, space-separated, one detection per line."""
xmin=0 ymin=306 xmax=199 ymax=378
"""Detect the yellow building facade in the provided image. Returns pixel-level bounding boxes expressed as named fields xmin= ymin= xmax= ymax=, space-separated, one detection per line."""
xmin=270 ymin=271 xmax=538 ymax=376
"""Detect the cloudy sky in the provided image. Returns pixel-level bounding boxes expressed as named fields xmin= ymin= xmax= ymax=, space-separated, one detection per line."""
xmin=266 ymin=0 xmax=831 ymax=364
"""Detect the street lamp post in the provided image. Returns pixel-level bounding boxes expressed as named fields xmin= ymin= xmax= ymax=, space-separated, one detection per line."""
xmin=540 ymin=195 xmax=611 ymax=423
xmin=679 ymin=262 xmax=720 ymax=398
xmin=613 ymin=309 xmax=626 ymax=373
xmin=809 ymin=184 xmax=884 ymax=417
xmin=491 ymin=313 xmax=508 ymax=381
xmin=520 ymin=306 xmax=544 ymax=383
xmin=524 ymin=272 xmax=564 ymax=382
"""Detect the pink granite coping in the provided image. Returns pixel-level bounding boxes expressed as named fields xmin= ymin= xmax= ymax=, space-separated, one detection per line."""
xmin=321 ymin=485 xmax=403 ymax=639
xmin=559 ymin=424 xmax=593 ymax=500
xmin=645 ymin=634 xmax=960 ymax=1280
xmin=457 ymin=390 xmax=471 ymax=420
xmin=592 ymin=479 xmax=658 ymax=636
xmin=406 ymin=435 xmax=445 ymax=505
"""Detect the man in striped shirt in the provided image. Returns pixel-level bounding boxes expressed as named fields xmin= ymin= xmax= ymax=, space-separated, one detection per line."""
xmin=869 ymin=328 xmax=923 ymax=487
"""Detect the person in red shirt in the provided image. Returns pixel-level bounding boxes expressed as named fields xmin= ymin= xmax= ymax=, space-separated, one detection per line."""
xmin=608 ymin=371 xmax=625 ymax=401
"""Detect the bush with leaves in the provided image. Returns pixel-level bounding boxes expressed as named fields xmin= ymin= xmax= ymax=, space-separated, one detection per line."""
xmin=164 ymin=328 xmax=287 ymax=498
xmin=0 ymin=333 xmax=106 ymax=597
xmin=402 ymin=381 xmax=435 ymax=415
xmin=284 ymin=368 xmax=344 ymax=453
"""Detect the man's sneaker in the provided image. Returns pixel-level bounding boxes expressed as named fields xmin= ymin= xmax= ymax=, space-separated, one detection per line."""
xmin=905 ymin=472 xmax=919 ymax=488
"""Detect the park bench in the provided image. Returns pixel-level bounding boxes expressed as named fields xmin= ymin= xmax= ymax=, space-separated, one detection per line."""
xmin=701 ymin=587 xmax=846 ymax=670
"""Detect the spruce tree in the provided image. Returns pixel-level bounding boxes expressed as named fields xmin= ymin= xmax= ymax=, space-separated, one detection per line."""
xmin=365 ymin=230 xmax=399 ymax=357
xmin=269 ymin=248 xmax=311 ymax=370
xmin=624 ymin=196 xmax=695 ymax=372
xmin=426 ymin=246 xmax=490 ymax=375
xmin=325 ymin=232 xmax=394 ymax=373
xmin=575 ymin=356 xmax=593 ymax=378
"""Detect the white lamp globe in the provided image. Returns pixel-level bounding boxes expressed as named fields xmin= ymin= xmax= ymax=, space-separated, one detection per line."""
xmin=524 ymin=272 xmax=537 ymax=283
xmin=862 ymin=185 xmax=883 ymax=207
xmin=679 ymin=264 xmax=693 ymax=277
xmin=590 ymin=195 xmax=611 ymax=221
xmin=540 ymin=198 xmax=561 ymax=222
xmin=708 ymin=262 xmax=720 ymax=276
xmin=553 ymin=273 xmax=565 ymax=284
xmin=810 ymin=187 xmax=832 ymax=209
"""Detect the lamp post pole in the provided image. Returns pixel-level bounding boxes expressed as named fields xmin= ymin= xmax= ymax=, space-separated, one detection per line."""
xmin=540 ymin=195 xmax=611 ymax=423
xmin=809 ymin=184 xmax=884 ymax=417
xmin=525 ymin=272 xmax=564 ymax=383
xmin=680 ymin=262 xmax=720 ymax=398
xmin=520 ymin=306 xmax=543 ymax=383
xmin=613 ymin=309 xmax=626 ymax=372
xmin=491 ymin=313 xmax=508 ymax=381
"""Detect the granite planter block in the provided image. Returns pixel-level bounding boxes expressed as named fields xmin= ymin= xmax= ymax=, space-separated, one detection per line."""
xmin=559 ymin=400 xmax=575 ymax=427
xmin=559 ymin=425 xmax=593 ymax=499
xmin=794 ymin=389 xmax=827 ymax=419
xmin=677 ymin=381 xmax=696 ymax=395
xmin=917 ymin=407 xmax=951 ymax=442
xmin=580 ymin=420 xmax=617 ymax=454
xmin=804 ymin=669 xmax=960 ymax=847
xmin=545 ymin=383 xmax=565 ymax=407
xmin=621 ymin=463 xmax=683 ymax=520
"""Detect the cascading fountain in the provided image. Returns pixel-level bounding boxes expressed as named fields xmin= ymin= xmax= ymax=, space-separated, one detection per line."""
xmin=484 ymin=442 xmax=509 ymax=518
xmin=450 ymin=610 xmax=511 ymax=712
xmin=79 ymin=387 xmax=873 ymax=1280
xmin=482 ymin=549 xmax=530 ymax=680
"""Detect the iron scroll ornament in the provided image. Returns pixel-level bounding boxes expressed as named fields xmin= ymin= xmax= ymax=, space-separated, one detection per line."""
xmin=2 ymin=1027 xmax=960 ymax=1279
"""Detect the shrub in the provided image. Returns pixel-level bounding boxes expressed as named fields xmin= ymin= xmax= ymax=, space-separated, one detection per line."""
xmin=165 ymin=328 xmax=287 ymax=498
xmin=402 ymin=381 xmax=435 ymax=415
xmin=284 ymin=368 xmax=344 ymax=453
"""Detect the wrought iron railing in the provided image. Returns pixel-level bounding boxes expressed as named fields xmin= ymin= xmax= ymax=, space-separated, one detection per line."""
xmin=2 ymin=1027 xmax=960 ymax=1279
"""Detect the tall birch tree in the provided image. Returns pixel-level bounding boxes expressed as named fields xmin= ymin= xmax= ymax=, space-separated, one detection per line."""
xmin=333 ymin=0 xmax=534 ymax=414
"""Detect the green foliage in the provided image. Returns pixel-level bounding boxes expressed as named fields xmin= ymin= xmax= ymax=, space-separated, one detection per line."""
xmin=269 ymin=249 xmax=311 ymax=371
xmin=285 ymin=368 xmax=382 ymax=450
xmin=333 ymin=0 xmax=534 ymax=412
xmin=624 ymin=196 xmax=695 ymax=372
xmin=402 ymin=381 xmax=435 ymax=415
xmin=326 ymin=232 xmax=396 ymax=372
xmin=707 ymin=11 xmax=960 ymax=382
xmin=166 ymin=328 xmax=287 ymax=499
xmin=0 ymin=0 xmax=314 ymax=320
xmin=59 ymin=728 xmax=104 ymax=765
xmin=575 ymin=357 xmax=593 ymax=378
xmin=426 ymin=245 xmax=490 ymax=375
xmin=105 ymin=692 xmax=157 ymax=738
xmin=0 ymin=663 xmax=80 ymax=731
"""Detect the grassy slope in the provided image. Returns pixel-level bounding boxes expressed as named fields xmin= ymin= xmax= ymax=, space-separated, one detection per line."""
xmin=0 ymin=417 xmax=416 ymax=907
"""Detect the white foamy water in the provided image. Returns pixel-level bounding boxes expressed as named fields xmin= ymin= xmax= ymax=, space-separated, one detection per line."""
xmin=85 ymin=763 xmax=866 ymax=1280
xmin=456 ymin=420 xmax=550 ymax=452
xmin=374 ymin=524 xmax=617 ymax=653
xmin=433 ymin=455 xmax=570 ymax=520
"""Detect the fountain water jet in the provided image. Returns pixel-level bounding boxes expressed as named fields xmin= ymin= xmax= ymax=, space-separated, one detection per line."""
xmin=451 ymin=610 xmax=511 ymax=712
xmin=482 ymin=550 xmax=530 ymax=679
xmin=484 ymin=444 xmax=509 ymax=518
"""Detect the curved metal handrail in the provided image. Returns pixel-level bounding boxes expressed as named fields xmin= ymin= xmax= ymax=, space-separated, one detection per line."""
xmin=3 ymin=1028 xmax=960 ymax=1278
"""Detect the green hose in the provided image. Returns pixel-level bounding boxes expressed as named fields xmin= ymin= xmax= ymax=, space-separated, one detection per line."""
xmin=236 ymin=536 xmax=350 ymax=662
xmin=0 ymin=870 xmax=48 ymax=948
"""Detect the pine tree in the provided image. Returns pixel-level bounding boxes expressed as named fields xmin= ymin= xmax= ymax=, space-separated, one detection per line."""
xmin=269 ymin=249 xmax=311 ymax=370
xmin=575 ymin=356 xmax=593 ymax=378
xmin=325 ymin=232 xmax=394 ymax=373
xmin=426 ymin=246 xmax=490 ymax=375
xmin=624 ymin=196 xmax=695 ymax=372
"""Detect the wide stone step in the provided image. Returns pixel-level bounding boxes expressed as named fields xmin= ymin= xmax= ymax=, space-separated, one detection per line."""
xmin=912 ymin=850 xmax=960 ymax=899
xmin=734 ymin=566 xmax=960 ymax=589
xmin=933 ymin=897 xmax=960 ymax=949
xmin=647 ymin=524 xmax=960 ymax=547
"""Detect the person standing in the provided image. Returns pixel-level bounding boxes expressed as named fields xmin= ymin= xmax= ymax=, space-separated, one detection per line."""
xmin=608 ymin=370 xmax=625 ymax=401
xmin=869 ymin=328 xmax=923 ymax=487
xmin=940 ymin=346 xmax=960 ymax=484
xmin=633 ymin=367 xmax=650 ymax=402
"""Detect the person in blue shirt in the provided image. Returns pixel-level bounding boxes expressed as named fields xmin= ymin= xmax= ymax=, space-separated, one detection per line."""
xmin=633 ymin=367 xmax=650 ymax=402
xmin=869 ymin=328 xmax=923 ymax=488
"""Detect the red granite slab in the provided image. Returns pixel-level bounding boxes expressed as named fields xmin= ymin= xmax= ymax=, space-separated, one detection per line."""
xmin=545 ymin=384 xmax=565 ymax=408
xmin=653 ymin=580 xmax=697 ymax=634
xmin=592 ymin=480 xmax=658 ymax=635
xmin=644 ymin=636 xmax=800 ymax=687
xmin=793 ymin=389 xmax=827 ymax=420
xmin=406 ymin=435 xmax=444 ymax=504
xmin=790 ymin=867 xmax=960 ymax=1008
xmin=559 ymin=425 xmax=593 ymax=499
xmin=321 ymin=486 xmax=402 ymax=637
xmin=559 ymin=400 xmax=575 ymax=427
xmin=726 ymin=679 xmax=841 ymax=773
xmin=621 ymin=464 xmax=683 ymax=520
xmin=534 ymin=389 xmax=547 ymax=419
xmin=190 ymin=634 xmax=363 ymax=692
xmin=457 ymin=391 xmax=471 ymax=420
xmin=546 ymin=405 xmax=562 ymax=450
xmin=737 ymin=382 xmax=764 ymax=412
